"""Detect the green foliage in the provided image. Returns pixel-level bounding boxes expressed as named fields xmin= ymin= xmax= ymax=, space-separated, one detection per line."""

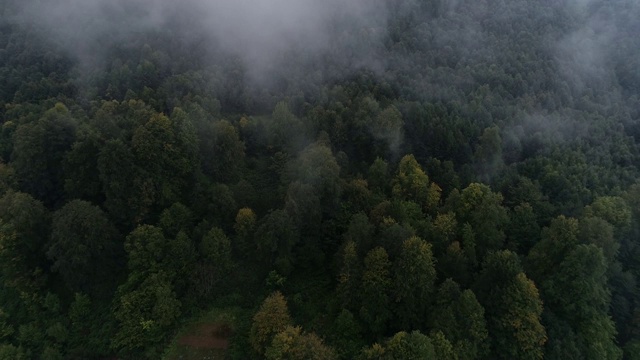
xmin=542 ymin=245 xmax=621 ymax=360
xmin=624 ymin=340 xmax=640 ymax=360
xmin=1 ymin=2 xmax=640 ymax=358
xmin=368 ymin=157 xmax=389 ymax=194
xmin=285 ymin=181 xmax=322 ymax=232
xmin=255 ymin=210 xmax=299 ymax=275
xmin=97 ymin=138 xmax=143 ymax=226
xmin=344 ymin=213 xmax=375 ymax=256
xmin=392 ymin=154 xmax=441 ymax=213
xmin=475 ymin=251 xmax=547 ymax=360
xmin=0 ymin=344 xmax=28 ymax=360
xmin=358 ymin=330 xmax=443 ymax=360
xmin=359 ymin=247 xmax=392 ymax=337
xmin=289 ymin=142 xmax=341 ymax=213
xmin=11 ymin=103 xmax=76 ymax=206
xmin=370 ymin=106 xmax=404 ymax=155
xmin=124 ymin=225 xmax=171 ymax=274
xmin=431 ymin=279 xmax=488 ymax=360
xmin=337 ymin=241 xmax=361 ymax=310
xmin=270 ymin=102 xmax=305 ymax=151
xmin=200 ymin=120 xmax=245 ymax=183
xmin=329 ymin=309 xmax=365 ymax=360
xmin=200 ymin=227 xmax=232 ymax=272
xmin=63 ymin=131 xmax=103 ymax=202
xmin=578 ymin=215 xmax=618 ymax=263
xmin=392 ymin=236 xmax=436 ymax=329
xmin=131 ymin=113 xmax=196 ymax=212
xmin=158 ymin=202 xmax=194 ymax=239
xmin=47 ymin=200 xmax=120 ymax=292
xmin=385 ymin=331 xmax=437 ymax=360
xmin=526 ymin=215 xmax=579 ymax=284
xmin=112 ymin=272 xmax=181 ymax=355
xmin=0 ymin=191 xmax=49 ymax=290
xmin=124 ymin=225 xmax=195 ymax=296
xmin=456 ymin=183 xmax=509 ymax=260
xmin=584 ymin=196 xmax=631 ymax=229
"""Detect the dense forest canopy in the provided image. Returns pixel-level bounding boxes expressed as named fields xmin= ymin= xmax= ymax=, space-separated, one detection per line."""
xmin=1 ymin=0 xmax=640 ymax=359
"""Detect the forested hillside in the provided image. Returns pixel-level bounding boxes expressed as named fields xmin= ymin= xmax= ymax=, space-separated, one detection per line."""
xmin=1 ymin=0 xmax=640 ymax=359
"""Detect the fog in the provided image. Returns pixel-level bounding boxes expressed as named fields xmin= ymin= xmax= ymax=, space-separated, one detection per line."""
xmin=6 ymin=0 xmax=639 ymax=122
xmin=12 ymin=0 xmax=388 ymax=85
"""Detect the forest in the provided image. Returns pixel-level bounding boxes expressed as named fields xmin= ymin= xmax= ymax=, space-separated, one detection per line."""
xmin=1 ymin=0 xmax=640 ymax=358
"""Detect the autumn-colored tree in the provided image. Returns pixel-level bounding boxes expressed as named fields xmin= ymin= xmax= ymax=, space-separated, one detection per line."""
xmin=392 ymin=154 xmax=441 ymax=213
xmin=250 ymin=291 xmax=292 ymax=356
xmin=234 ymin=207 xmax=257 ymax=254
xmin=266 ymin=326 xmax=336 ymax=360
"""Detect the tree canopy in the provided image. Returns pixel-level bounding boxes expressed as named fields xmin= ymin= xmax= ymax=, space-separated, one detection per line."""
xmin=0 ymin=0 xmax=639 ymax=358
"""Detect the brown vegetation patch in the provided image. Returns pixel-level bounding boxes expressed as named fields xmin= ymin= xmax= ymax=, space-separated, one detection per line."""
xmin=177 ymin=323 xmax=232 ymax=350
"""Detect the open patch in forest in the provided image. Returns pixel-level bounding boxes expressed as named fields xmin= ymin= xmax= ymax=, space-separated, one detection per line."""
xmin=164 ymin=307 xmax=243 ymax=360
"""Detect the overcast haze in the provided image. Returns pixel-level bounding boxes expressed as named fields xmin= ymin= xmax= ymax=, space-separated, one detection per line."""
xmin=12 ymin=0 xmax=389 ymax=84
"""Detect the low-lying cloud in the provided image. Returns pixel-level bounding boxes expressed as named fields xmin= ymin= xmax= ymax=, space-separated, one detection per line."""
xmin=11 ymin=0 xmax=389 ymax=85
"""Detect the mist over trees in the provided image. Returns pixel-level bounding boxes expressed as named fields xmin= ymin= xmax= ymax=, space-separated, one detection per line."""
xmin=1 ymin=0 xmax=640 ymax=358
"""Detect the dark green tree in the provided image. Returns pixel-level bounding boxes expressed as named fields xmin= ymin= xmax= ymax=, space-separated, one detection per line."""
xmin=455 ymin=183 xmax=509 ymax=261
xmin=392 ymin=236 xmax=436 ymax=330
xmin=112 ymin=272 xmax=181 ymax=356
xmin=47 ymin=200 xmax=120 ymax=292
xmin=0 ymin=191 xmax=49 ymax=290
xmin=475 ymin=251 xmax=547 ymax=360
xmin=431 ymin=279 xmax=488 ymax=360
xmin=359 ymin=247 xmax=392 ymax=337
xmin=11 ymin=103 xmax=76 ymax=206
xmin=254 ymin=210 xmax=299 ymax=275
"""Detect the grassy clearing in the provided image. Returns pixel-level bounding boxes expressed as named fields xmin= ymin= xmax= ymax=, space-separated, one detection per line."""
xmin=163 ymin=307 xmax=248 ymax=360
